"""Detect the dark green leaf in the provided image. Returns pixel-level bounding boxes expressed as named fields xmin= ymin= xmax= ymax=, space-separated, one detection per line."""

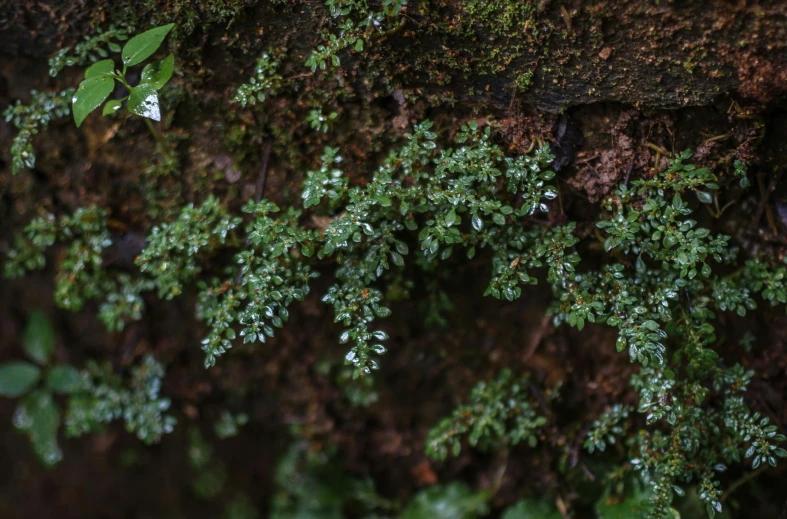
xmin=46 ymin=365 xmax=82 ymax=394
xmin=122 ymin=23 xmax=175 ymax=67
xmin=0 ymin=362 xmax=41 ymax=397
xmin=23 ymin=311 xmax=55 ymax=365
xmin=471 ymin=214 xmax=483 ymax=231
xmin=391 ymin=251 xmax=405 ymax=267
xmin=696 ymin=190 xmax=713 ymax=204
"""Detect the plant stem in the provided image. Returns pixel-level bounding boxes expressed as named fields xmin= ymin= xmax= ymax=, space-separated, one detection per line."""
xmin=722 ymin=464 xmax=769 ymax=502
xmin=144 ymin=118 xmax=166 ymax=151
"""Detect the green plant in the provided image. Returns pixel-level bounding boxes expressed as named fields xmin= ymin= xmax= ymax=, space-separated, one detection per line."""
xmin=232 ymin=51 xmax=283 ymax=107
xmin=64 ymin=355 xmax=176 ymax=445
xmin=3 ymin=15 xmax=786 ymax=515
xmin=3 ymin=89 xmax=73 ymax=174
xmin=305 ymin=0 xmax=408 ymax=72
xmin=48 ymin=25 xmax=130 ymax=78
xmin=70 ymin=23 xmax=175 ymax=145
xmin=0 ymin=311 xmax=77 ymax=465
xmin=425 ymin=369 xmax=548 ymax=460
xmin=0 ymin=312 xmax=174 ymax=465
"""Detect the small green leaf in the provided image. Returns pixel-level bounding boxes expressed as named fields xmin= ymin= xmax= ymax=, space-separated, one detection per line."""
xmin=102 ymin=99 xmax=124 ymax=115
xmin=122 ymin=23 xmax=175 ymax=67
xmin=23 ymin=311 xmax=55 ymax=365
xmin=72 ymin=75 xmax=116 ymax=127
xmin=471 ymin=214 xmax=483 ymax=231
xmin=46 ymin=365 xmax=82 ymax=394
xmin=84 ymin=59 xmax=115 ymax=79
xmin=0 ymin=362 xmax=41 ymax=397
xmin=140 ymin=53 xmax=174 ymax=89
xmin=374 ymin=195 xmax=392 ymax=207
xmin=696 ymin=190 xmax=713 ymax=204
xmin=128 ymin=83 xmax=161 ymax=121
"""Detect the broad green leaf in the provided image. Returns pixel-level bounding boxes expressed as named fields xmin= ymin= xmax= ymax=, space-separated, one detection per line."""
xmin=23 ymin=311 xmax=55 ymax=365
xmin=102 ymin=99 xmax=124 ymax=115
xmin=46 ymin=365 xmax=82 ymax=394
xmin=14 ymin=391 xmax=63 ymax=465
xmin=84 ymin=59 xmax=115 ymax=78
xmin=122 ymin=23 xmax=175 ymax=67
xmin=501 ymin=498 xmax=562 ymax=519
xmin=0 ymin=362 xmax=41 ymax=397
xmin=140 ymin=53 xmax=174 ymax=89
xmin=128 ymin=83 xmax=161 ymax=121
xmin=72 ymin=75 xmax=116 ymax=127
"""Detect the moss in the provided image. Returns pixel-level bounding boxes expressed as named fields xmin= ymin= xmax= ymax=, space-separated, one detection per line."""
xmin=414 ymin=0 xmax=548 ymax=79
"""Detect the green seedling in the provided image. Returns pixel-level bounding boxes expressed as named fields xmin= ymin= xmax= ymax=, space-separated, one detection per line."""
xmin=71 ymin=23 xmax=175 ymax=145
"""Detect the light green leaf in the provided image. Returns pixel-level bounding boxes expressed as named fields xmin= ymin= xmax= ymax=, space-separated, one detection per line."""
xmin=128 ymin=83 xmax=161 ymax=121
xmin=122 ymin=23 xmax=175 ymax=67
xmin=102 ymin=99 xmax=124 ymax=116
xmin=23 ymin=311 xmax=55 ymax=365
xmin=84 ymin=59 xmax=115 ymax=78
xmin=72 ymin=75 xmax=116 ymax=127
xmin=140 ymin=53 xmax=174 ymax=89
xmin=0 ymin=362 xmax=41 ymax=397
xmin=46 ymin=365 xmax=82 ymax=394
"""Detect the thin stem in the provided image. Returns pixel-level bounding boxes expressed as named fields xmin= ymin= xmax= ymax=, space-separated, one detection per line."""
xmin=144 ymin=117 xmax=166 ymax=150
xmin=114 ymin=73 xmax=167 ymax=153
xmin=235 ymin=138 xmax=274 ymax=286
xmin=721 ymin=464 xmax=769 ymax=502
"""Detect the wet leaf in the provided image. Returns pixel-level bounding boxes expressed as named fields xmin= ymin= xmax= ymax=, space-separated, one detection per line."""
xmin=102 ymin=99 xmax=124 ymax=115
xmin=128 ymin=83 xmax=161 ymax=121
xmin=696 ymin=190 xmax=713 ymax=204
